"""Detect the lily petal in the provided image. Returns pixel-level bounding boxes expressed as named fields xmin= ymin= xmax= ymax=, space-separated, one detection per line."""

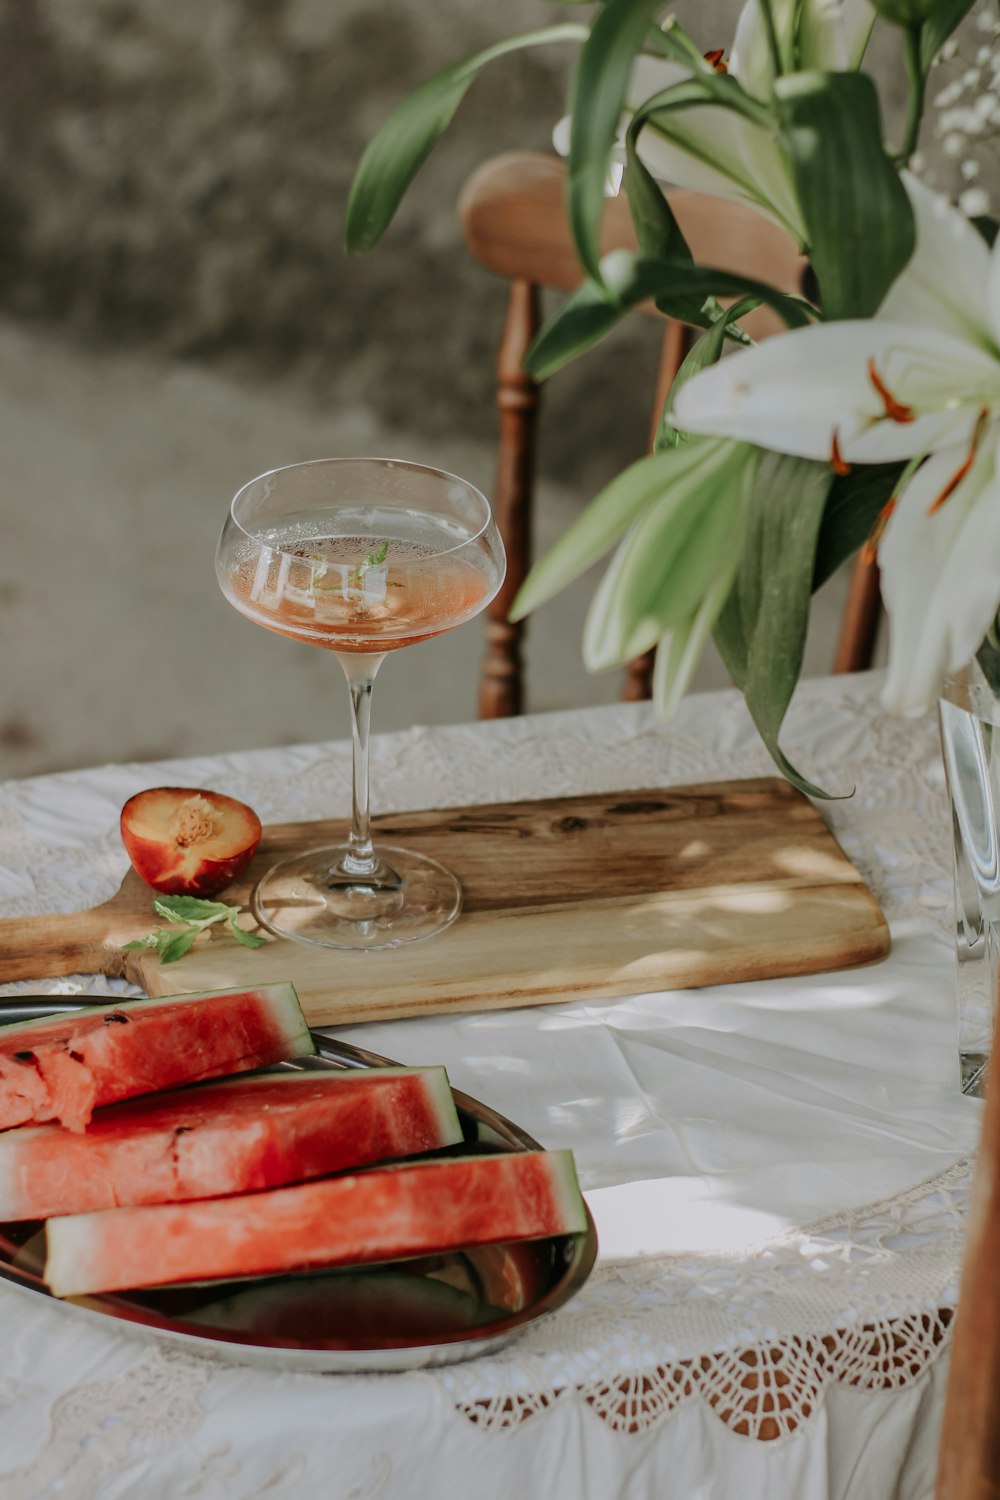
xmin=796 ymin=0 xmax=876 ymax=72
xmin=634 ymin=106 xmax=803 ymax=241
xmin=879 ymin=430 xmax=1000 ymax=715
xmin=987 ymin=230 xmax=1000 ymax=352
xmin=880 ymin=173 xmax=996 ymax=351
xmin=673 ymin=320 xmax=999 ymax=463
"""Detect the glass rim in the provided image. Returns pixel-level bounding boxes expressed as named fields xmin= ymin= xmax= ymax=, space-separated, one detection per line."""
xmin=227 ymin=456 xmax=496 ymax=561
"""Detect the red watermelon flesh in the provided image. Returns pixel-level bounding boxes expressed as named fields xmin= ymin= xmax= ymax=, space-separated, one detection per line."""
xmin=44 ymin=1149 xmax=588 ymax=1298
xmin=0 ymin=1067 xmax=462 ymax=1221
xmin=0 ymin=983 xmax=313 ymax=1134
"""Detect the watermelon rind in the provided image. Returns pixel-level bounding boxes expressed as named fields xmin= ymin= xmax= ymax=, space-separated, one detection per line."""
xmin=0 ymin=983 xmax=314 ymax=1056
xmin=0 ymin=982 xmax=315 ymax=1132
xmin=44 ymin=1148 xmax=588 ymax=1298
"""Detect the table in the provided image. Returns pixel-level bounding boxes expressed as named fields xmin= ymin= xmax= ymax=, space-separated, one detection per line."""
xmin=0 ymin=672 xmax=982 ymax=1500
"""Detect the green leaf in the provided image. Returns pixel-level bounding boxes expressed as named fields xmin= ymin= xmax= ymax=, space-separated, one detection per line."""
xmin=811 ymin=462 xmax=903 ymax=591
xmin=920 ymin=0 xmax=976 ymax=69
xmin=713 ymin=452 xmax=843 ymax=798
xmin=525 ymin=249 xmax=812 ymax=380
xmin=872 ymin=0 xmax=938 ymax=25
xmin=344 ymin=23 xmax=587 ymax=254
xmin=152 ymin=895 xmax=234 ymax=927
xmin=227 ymin=916 xmax=268 ymax=950
xmin=652 ymin=565 xmax=740 ymax=721
xmin=654 ymin=296 xmax=761 ymax=451
xmin=972 ymin=215 xmax=1000 ymax=249
xmin=977 ymin=618 xmax=1000 ymax=696
xmin=775 ymin=71 xmax=915 ymax=319
xmin=622 ymin=128 xmax=706 ymax=327
xmin=510 ymin=439 xmax=743 ymax=621
xmin=158 ymin=928 xmax=201 ymax=965
xmin=566 ymin=0 xmax=668 ymax=280
xmin=585 ymin=439 xmax=757 ymax=666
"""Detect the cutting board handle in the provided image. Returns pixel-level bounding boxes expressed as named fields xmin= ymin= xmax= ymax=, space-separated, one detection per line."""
xmin=0 ymin=892 xmax=130 ymax=983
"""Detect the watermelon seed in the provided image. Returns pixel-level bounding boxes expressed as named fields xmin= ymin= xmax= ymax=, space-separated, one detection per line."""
xmin=12 ymin=1051 xmax=34 ymax=1063
xmin=103 ymin=1012 xmax=130 ymax=1025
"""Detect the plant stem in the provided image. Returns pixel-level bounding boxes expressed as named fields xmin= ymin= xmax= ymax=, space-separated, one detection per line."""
xmin=899 ymin=24 xmax=925 ymax=163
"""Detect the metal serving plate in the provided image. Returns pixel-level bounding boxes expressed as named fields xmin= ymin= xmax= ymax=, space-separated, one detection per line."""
xmin=0 ymin=998 xmax=597 ymax=1373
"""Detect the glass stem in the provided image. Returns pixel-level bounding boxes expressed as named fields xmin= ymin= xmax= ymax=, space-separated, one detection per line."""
xmin=337 ymin=652 xmax=386 ymax=877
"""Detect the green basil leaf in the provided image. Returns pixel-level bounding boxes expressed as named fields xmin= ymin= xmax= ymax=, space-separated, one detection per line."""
xmin=775 ymin=71 xmax=915 ymax=319
xmin=811 ymin=462 xmax=903 ymax=591
xmin=525 ymin=249 xmax=812 ymax=379
xmin=566 ymin=0 xmax=668 ymax=280
xmin=714 ymin=452 xmax=842 ymax=798
xmin=345 ymin=23 xmax=587 ymax=253
xmin=510 ymin=439 xmax=742 ymax=621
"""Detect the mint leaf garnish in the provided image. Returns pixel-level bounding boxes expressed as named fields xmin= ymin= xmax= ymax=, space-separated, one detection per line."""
xmin=152 ymin=895 xmax=233 ymax=927
xmin=123 ymin=896 xmax=268 ymax=965
xmin=364 ymin=539 xmax=389 ymax=568
xmin=227 ymin=916 xmax=268 ymax=949
xmin=159 ymin=928 xmax=201 ymax=964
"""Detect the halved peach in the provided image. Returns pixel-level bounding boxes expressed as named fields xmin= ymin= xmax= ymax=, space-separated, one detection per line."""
xmin=120 ymin=787 xmax=262 ymax=897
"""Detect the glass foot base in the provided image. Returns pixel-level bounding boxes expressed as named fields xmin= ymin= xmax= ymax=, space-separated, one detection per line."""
xmin=250 ymin=844 xmax=462 ymax=951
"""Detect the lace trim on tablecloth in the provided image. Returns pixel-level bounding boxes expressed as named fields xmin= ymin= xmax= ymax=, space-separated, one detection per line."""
xmin=439 ymin=1155 xmax=968 ymax=1440
xmin=0 ymin=675 xmax=968 ymax=1443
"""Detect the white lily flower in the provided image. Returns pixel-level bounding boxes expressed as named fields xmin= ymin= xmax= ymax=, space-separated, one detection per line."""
xmin=731 ymin=0 xmax=876 ymax=95
xmin=553 ymin=0 xmax=876 ymax=243
xmin=672 ymin=175 xmax=1000 ymax=715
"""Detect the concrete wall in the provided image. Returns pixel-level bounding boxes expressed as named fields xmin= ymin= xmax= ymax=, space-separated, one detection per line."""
xmin=0 ymin=1 xmax=930 ymax=488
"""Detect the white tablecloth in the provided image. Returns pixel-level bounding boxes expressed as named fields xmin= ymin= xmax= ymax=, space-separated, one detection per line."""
xmin=0 ymin=672 xmax=981 ymax=1500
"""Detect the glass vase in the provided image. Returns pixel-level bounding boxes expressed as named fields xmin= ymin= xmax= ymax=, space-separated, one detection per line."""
xmin=939 ymin=659 xmax=1000 ymax=1096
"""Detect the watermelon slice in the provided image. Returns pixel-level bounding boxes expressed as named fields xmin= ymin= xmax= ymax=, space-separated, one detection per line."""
xmin=0 ymin=1067 xmax=462 ymax=1220
xmin=0 ymin=983 xmax=313 ymax=1133
xmin=44 ymin=1149 xmax=588 ymax=1298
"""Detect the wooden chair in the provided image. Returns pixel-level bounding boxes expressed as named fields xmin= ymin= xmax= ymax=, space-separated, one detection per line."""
xmin=459 ymin=151 xmax=882 ymax=717
xmin=936 ymin=1049 xmax=1000 ymax=1499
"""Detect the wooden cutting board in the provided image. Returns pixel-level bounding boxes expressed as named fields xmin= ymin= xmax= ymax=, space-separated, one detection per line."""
xmin=0 ymin=779 xmax=889 ymax=1025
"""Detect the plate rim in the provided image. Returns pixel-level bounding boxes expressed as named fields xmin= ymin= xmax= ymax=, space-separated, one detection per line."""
xmin=0 ymin=998 xmax=598 ymax=1372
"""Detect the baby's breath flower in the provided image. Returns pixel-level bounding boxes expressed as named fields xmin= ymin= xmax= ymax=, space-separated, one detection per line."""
xmin=959 ymin=185 xmax=991 ymax=214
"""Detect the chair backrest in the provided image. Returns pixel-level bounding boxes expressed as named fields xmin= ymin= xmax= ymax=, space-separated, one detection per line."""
xmin=459 ymin=150 xmax=881 ymax=692
xmin=458 ymin=150 xmax=808 ymax=342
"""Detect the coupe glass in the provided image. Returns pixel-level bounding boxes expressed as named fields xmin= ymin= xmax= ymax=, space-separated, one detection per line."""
xmin=216 ymin=457 xmax=505 ymax=950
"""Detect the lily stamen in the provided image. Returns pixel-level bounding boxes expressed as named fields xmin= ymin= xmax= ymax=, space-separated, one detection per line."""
xmin=829 ymin=430 xmax=851 ymax=476
xmin=703 ymin=48 xmax=728 ymax=73
xmin=861 ymin=497 xmax=897 ymax=565
xmin=867 ymin=359 xmax=915 ymax=424
xmin=927 ymin=407 xmax=990 ymax=514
